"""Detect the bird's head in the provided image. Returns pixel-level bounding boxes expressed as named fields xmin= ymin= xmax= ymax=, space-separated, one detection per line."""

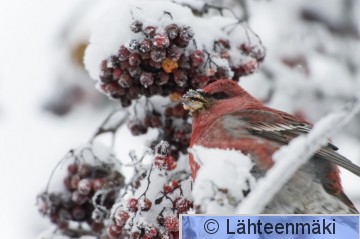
xmin=182 ymin=79 xmax=250 ymax=114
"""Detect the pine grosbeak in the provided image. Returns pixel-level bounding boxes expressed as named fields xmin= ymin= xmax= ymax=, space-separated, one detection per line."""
xmin=183 ymin=79 xmax=360 ymax=213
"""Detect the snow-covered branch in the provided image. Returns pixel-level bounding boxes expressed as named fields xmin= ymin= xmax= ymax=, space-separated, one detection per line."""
xmin=236 ymin=93 xmax=360 ymax=214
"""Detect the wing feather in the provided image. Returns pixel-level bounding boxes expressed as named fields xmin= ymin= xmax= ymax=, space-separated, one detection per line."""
xmin=226 ymin=109 xmax=360 ymax=177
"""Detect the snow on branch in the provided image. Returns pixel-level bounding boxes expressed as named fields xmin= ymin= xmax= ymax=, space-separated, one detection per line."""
xmin=236 ymin=93 xmax=360 ymax=214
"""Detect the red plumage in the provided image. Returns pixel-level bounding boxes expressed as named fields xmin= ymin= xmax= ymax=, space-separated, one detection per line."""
xmin=183 ymin=79 xmax=359 ymax=213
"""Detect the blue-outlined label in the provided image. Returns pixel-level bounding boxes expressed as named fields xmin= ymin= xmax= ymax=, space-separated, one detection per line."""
xmin=181 ymin=215 xmax=359 ymax=239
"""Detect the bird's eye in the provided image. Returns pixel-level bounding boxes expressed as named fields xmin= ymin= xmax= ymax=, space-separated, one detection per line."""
xmin=210 ymin=92 xmax=229 ymax=100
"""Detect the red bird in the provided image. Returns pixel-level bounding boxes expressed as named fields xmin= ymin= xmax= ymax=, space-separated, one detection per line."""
xmin=183 ymin=79 xmax=360 ymax=213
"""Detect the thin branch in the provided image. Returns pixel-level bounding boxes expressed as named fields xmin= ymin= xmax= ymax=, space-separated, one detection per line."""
xmin=89 ymin=109 xmax=129 ymax=144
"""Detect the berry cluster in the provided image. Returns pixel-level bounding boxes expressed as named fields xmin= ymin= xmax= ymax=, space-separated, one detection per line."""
xmin=214 ymin=40 xmax=265 ymax=80
xmin=37 ymin=154 xmax=125 ymax=237
xmin=97 ymin=18 xmax=265 ymax=160
xmin=98 ymin=20 xmax=242 ymax=107
xmin=107 ymin=141 xmax=193 ymax=239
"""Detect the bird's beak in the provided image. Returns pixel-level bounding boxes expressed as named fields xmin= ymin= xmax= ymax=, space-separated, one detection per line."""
xmin=182 ymin=89 xmax=209 ymax=114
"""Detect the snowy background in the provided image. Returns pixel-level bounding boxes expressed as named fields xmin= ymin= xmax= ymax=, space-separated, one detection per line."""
xmin=0 ymin=0 xmax=359 ymax=238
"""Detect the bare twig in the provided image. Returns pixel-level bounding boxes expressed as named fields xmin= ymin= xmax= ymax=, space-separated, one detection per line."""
xmin=89 ymin=109 xmax=129 ymax=144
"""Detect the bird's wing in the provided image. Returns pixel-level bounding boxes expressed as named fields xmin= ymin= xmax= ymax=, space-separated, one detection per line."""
xmin=226 ymin=109 xmax=360 ymax=177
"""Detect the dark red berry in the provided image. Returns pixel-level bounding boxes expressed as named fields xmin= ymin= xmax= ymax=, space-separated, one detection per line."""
xmin=154 ymin=155 xmax=176 ymax=170
xmin=164 ymin=217 xmax=179 ymax=232
xmin=173 ymin=69 xmax=188 ymax=87
xmin=129 ymin=52 xmax=141 ymax=66
xmin=71 ymin=175 xmax=80 ymax=190
xmin=100 ymin=68 xmax=113 ymax=83
xmin=178 ymin=25 xmax=194 ymax=41
xmin=63 ymin=176 xmax=72 ymax=191
xmin=128 ymin=66 xmax=142 ymax=78
xmin=67 ymin=163 xmax=78 ymax=175
xmin=114 ymin=210 xmax=129 ymax=226
xmin=190 ymin=50 xmax=205 ymax=67
xmin=118 ymin=45 xmax=130 ymax=61
xmin=140 ymin=197 xmax=152 ymax=211
xmin=165 ymin=24 xmax=179 ymax=39
xmin=79 ymin=164 xmax=91 ymax=178
xmin=174 ymin=197 xmax=192 ymax=213
xmin=156 ymin=71 xmax=169 ymax=85
xmin=127 ymin=198 xmax=138 ymax=212
xmin=71 ymin=191 xmax=88 ymax=205
xmin=153 ymin=33 xmax=170 ymax=48
xmin=150 ymin=49 xmax=166 ymax=63
xmin=102 ymin=82 xmax=127 ymax=97
xmin=91 ymin=222 xmax=105 ymax=233
xmin=118 ymin=72 xmax=133 ymax=88
xmin=149 ymin=59 xmax=162 ymax=69
xmin=120 ymin=59 xmax=131 ymax=69
xmin=145 ymin=226 xmax=158 ymax=238
xmin=128 ymin=85 xmax=141 ymax=99
xmin=143 ymin=26 xmax=157 ymax=38
xmin=167 ymin=45 xmax=182 ymax=61
xmin=108 ymin=223 xmax=123 ymax=238
xmin=140 ymin=72 xmax=154 ymax=88
xmin=174 ymin=37 xmax=189 ymax=48
xmin=140 ymin=38 xmax=153 ymax=53
xmin=191 ymin=74 xmax=209 ymax=88
xmin=112 ymin=68 xmax=123 ymax=80
xmin=163 ymin=184 xmax=173 ymax=194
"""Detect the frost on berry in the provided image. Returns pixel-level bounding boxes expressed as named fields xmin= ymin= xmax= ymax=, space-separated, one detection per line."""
xmin=118 ymin=72 xmax=133 ymax=88
xmin=78 ymin=178 xmax=92 ymax=195
xmin=173 ymin=69 xmax=188 ymax=87
xmin=153 ymin=33 xmax=170 ymax=48
xmin=178 ymin=25 xmax=194 ymax=41
xmin=154 ymin=155 xmax=176 ymax=171
xmin=190 ymin=50 xmax=205 ymax=67
xmin=140 ymin=197 xmax=152 ymax=211
xmin=127 ymin=39 xmax=140 ymax=52
xmin=129 ymin=52 xmax=141 ymax=66
xmin=145 ymin=226 xmax=158 ymax=238
xmin=36 ymin=144 xmax=124 ymax=236
xmin=115 ymin=210 xmax=129 ymax=226
xmin=150 ymin=49 xmax=166 ymax=63
xmin=108 ymin=223 xmax=123 ymax=238
xmin=143 ymin=25 xmax=157 ymax=38
xmin=118 ymin=45 xmax=130 ymax=61
xmin=127 ymin=198 xmax=139 ymax=212
xmin=164 ymin=217 xmax=179 ymax=232
xmin=140 ymin=38 xmax=153 ymax=53
xmin=174 ymin=197 xmax=192 ymax=213
xmin=165 ymin=24 xmax=179 ymax=39
xmin=140 ymin=72 xmax=154 ymax=88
